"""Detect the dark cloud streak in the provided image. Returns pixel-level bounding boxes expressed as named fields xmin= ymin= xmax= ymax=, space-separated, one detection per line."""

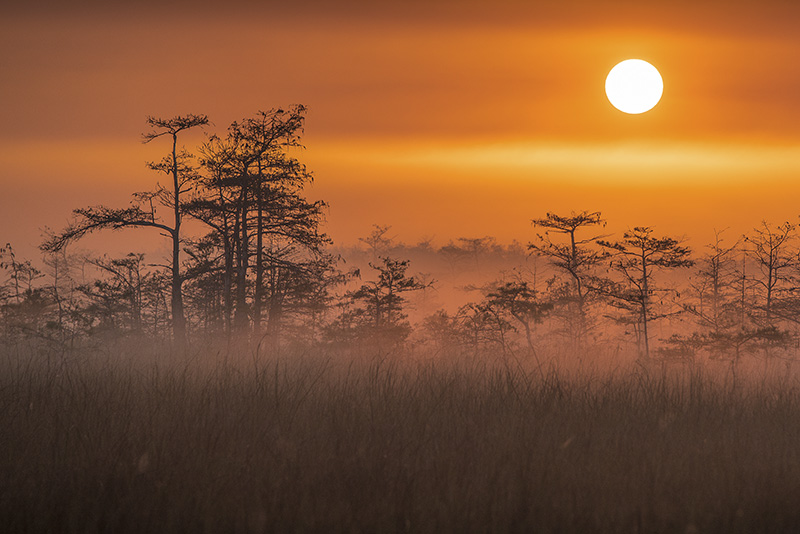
xmin=8 ymin=0 xmax=800 ymax=37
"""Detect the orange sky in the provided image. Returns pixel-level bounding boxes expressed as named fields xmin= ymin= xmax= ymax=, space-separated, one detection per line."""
xmin=2 ymin=0 xmax=800 ymax=259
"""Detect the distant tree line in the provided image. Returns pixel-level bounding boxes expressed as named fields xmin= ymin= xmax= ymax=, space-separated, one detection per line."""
xmin=4 ymin=107 xmax=800 ymax=371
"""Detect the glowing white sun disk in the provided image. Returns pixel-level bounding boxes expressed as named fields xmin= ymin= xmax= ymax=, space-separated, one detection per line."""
xmin=605 ymin=59 xmax=663 ymax=114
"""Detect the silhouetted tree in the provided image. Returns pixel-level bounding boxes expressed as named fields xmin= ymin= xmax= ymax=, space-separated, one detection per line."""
xmin=38 ymin=249 xmax=79 ymax=346
xmin=484 ymin=280 xmax=553 ymax=355
xmin=42 ymin=114 xmax=208 ymax=348
xmin=189 ymin=134 xmax=238 ymax=333
xmin=188 ymin=106 xmax=328 ymax=340
xmin=181 ymin=234 xmax=226 ymax=335
xmin=84 ymin=254 xmax=148 ymax=334
xmin=330 ymin=257 xmax=428 ymax=346
xmin=529 ymin=211 xmax=608 ymax=347
xmin=597 ymin=227 xmax=693 ymax=362
xmin=439 ymin=242 xmax=472 ymax=275
xmin=420 ymin=310 xmax=465 ymax=357
xmin=668 ymin=230 xmax=775 ymax=368
xmin=261 ymin=253 xmax=346 ymax=348
xmin=359 ymin=224 xmax=396 ymax=261
xmin=666 ymin=231 xmax=740 ymax=364
xmin=1 ymin=244 xmax=42 ymax=305
xmin=0 ymin=244 xmax=50 ymax=342
xmin=457 ymin=236 xmax=497 ymax=270
xmin=453 ymin=302 xmax=515 ymax=356
xmin=744 ymin=221 xmax=797 ymax=329
xmin=687 ymin=231 xmax=740 ymax=334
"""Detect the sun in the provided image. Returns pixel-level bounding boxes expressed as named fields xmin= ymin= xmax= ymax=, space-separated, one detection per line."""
xmin=605 ymin=59 xmax=663 ymax=114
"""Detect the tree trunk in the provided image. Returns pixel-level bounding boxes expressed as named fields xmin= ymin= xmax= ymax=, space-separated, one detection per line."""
xmin=215 ymin=188 xmax=234 ymax=338
xmin=266 ymin=275 xmax=282 ymax=353
xmin=170 ymin=133 xmax=187 ymax=349
xmin=171 ymin=244 xmax=187 ymax=346
xmin=640 ymin=252 xmax=650 ymax=362
xmin=234 ymin=182 xmax=250 ymax=331
xmin=253 ymin=161 xmax=264 ymax=338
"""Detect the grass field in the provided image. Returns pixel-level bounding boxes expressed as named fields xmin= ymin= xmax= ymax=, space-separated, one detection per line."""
xmin=2 ymin=344 xmax=800 ymax=533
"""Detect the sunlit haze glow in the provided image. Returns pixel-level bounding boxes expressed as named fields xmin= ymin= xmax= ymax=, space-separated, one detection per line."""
xmin=3 ymin=0 xmax=800 ymax=257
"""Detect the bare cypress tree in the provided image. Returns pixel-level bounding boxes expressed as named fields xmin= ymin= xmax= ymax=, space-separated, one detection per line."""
xmin=187 ymin=106 xmax=329 ymax=341
xmin=189 ymin=134 xmax=238 ymax=334
xmin=358 ymin=224 xmax=395 ymax=262
xmin=330 ymin=257 xmax=429 ymax=346
xmin=529 ymin=211 xmax=608 ymax=347
xmin=597 ymin=227 xmax=693 ymax=362
xmin=42 ymin=114 xmax=208 ymax=348
xmin=692 ymin=231 xmax=740 ymax=335
xmin=679 ymin=231 xmax=742 ymax=358
xmin=483 ymin=280 xmax=553 ymax=356
xmin=744 ymin=221 xmax=797 ymax=329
